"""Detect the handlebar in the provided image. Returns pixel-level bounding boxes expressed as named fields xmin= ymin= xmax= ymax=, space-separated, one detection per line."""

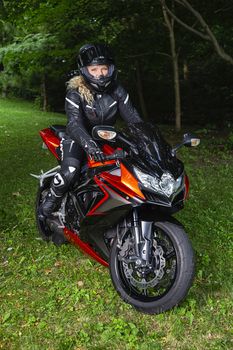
xmin=103 ymin=150 xmax=127 ymax=161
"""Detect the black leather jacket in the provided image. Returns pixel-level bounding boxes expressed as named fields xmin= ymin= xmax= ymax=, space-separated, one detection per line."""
xmin=65 ymin=83 xmax=142 ymax=154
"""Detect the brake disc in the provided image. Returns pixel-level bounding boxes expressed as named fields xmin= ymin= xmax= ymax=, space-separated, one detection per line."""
xmin=119 ymin=238 xmax=166 ymax=289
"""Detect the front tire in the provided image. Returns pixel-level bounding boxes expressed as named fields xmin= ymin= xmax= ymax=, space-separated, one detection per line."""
xmin=110 ymin=220 xmax=195 ymax=314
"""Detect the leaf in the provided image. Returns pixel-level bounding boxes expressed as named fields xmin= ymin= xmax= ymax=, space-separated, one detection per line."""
xmin=2 ymin=311 xmax=11 ymax=323
xmin=77 ymin=281 xmax=84 ymax=287
xmin=12 ymin=192 xmax=21 ymax=197
xmin=38 ymin=321 xmax=47 ymax=329
xmin=19 ymin=256 xmax=26 ymax=265
xmin=189 ymin=312 xmax=194 ymax=326
xmin=54 ymin=261 xmax=62 ymax=267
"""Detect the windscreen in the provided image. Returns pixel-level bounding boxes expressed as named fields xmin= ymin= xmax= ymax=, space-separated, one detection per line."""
xmin=126 ymin=123 xmax=183 ymax=178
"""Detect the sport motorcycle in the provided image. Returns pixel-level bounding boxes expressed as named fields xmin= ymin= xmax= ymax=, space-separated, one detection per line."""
xmin=31 ymin=122 xmax=200 ymax=314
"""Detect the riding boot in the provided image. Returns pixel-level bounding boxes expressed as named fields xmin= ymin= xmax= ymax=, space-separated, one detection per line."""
xmin=39 ymin=171 xmax=67 ymax=219
xmin=41 ymin=188 xmax=63 ymax=217
xmin=39 ymin=162 xmax=80 ymax=219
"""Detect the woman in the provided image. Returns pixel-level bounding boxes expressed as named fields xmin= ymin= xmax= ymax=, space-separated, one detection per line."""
xmin=40 ymin=43 xmax=143 ymax=218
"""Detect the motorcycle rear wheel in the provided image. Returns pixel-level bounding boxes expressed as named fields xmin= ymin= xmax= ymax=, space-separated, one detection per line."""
xmin=35 ymin=179 xmax=53 ymax=241
xmin=35 ymin=180 xmax=68 ymax=245
xmin=110 ymin=220 xmax=195 ymax=314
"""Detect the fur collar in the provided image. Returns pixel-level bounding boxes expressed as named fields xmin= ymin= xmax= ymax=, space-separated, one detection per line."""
xmin=67 ymin=76 xmax=93 ymax=104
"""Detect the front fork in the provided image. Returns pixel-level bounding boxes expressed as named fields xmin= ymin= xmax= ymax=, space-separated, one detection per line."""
xmin=132 ymin=208 xmax=153 ymax=265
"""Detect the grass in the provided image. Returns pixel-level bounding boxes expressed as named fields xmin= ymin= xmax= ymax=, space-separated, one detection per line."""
xmin=0 ymin=97 xmax=232 ymax=350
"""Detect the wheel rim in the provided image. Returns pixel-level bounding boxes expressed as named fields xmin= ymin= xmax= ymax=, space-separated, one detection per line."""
xmin=116 ymin=227 xmax=178 ymax=302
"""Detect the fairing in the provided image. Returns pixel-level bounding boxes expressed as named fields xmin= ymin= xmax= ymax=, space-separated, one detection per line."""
xmin=38 ymin=124 xmax=189 ymax=265
xmin=126 ymin=123 xmax=184 ymax=179
xmin=39 ymin=128 xmax=60 ymax=159
xmin=63 ymin=227 xmax=109 ymax=267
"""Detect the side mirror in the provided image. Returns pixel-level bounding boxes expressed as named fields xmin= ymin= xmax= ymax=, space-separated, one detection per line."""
xmin=92 ymin=125 xmax=117 ymax=142
xmin=172 ymin=133 xmax=200 ymax=155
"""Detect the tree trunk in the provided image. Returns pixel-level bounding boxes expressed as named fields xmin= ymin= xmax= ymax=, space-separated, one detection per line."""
xmin=164 ymin=0 xmax=233 ymax=66
xmin=161 ymin=0 xmax=181 ymax=131
xmin=2 ymin=88 xmax=7 ymax=98
xmin=183 ymin=60 xmax=189 ymax=81
xmin=135 ymin=60 xmax=148 ymax=121
xmin=183 ymin=59 xmax=193 ymax=121
xmin=172 ymin=45 xmax=181 ymax=131
xmin=41 ymin=74 xmax=48 ymax=112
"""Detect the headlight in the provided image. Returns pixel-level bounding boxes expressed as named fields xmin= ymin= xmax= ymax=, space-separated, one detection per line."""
xmin=134 ymin=168 xmax=183 ymax=198
xmin=160 ymin=172 xmax=183 ymax=197
xmin=134 ymin=168 xmax=162 ymax=193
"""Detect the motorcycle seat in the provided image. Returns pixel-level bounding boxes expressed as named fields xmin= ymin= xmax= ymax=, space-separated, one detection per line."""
xmin=50 ymin=124 xmax=66 ymax=139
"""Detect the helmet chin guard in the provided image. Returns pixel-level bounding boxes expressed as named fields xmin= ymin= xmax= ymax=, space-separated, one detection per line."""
xmin=77 ymin=44 xmax=117 ymax=93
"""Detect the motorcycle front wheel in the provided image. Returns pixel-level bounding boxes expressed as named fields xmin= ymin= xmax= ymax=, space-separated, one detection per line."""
xmin=110 ymin=220 xmax=195 ymax=314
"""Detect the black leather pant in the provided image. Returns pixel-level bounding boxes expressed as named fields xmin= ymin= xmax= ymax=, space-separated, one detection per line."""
xmin=41 ymin=138 xmax=84 ymax=216
xmin=53 ymin=138 xmax=84 ymax=195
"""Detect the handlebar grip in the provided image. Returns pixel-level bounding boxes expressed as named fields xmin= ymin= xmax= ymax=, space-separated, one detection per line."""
xmin=104 ymin=150 xmax=127 ymax=161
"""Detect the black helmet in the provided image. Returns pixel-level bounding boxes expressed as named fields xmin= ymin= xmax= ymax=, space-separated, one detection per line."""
xmin=77 ymin=44 xmax=117 ymax=93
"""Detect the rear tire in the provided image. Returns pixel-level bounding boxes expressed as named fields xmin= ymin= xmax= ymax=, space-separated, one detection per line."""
xmin=110 ymin=220 xmax=195 ymax=314
xmin=35 ymin=179 xmax=53 ymax=241
xmin=35 ymin=180 xmax=68 ymax=245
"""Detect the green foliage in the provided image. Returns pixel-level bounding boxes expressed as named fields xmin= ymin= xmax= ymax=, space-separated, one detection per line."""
xmin=0 ymin=0 xmax=233 ymax=121
xmin=0 ymin=33 xmax=59 ymax=84
xmin=226 ymin=132 xmax=233 ymax=149
xmin=0 ymin=19 xmax=15 ymax=44
xmin=0 ymin=98 xmax=233 ymax=350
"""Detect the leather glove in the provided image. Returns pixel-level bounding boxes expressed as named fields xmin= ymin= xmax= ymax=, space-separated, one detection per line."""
xmin=91 ymin=148 xmax=105 ymax=162
xmin=83 ymin=139 xmax=105 ymax=162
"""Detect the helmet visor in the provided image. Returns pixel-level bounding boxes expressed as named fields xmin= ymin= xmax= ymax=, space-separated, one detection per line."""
xmin=79 ymin=45 xmax=114 ymax=67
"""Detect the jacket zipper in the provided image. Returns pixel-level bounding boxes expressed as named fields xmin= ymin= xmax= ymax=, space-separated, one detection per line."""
xmin=99 ymin=99 xmax=104 ymax=124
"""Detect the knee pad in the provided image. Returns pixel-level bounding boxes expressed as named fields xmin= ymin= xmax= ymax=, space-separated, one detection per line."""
xmin=52 ymin=172 xmax=67 ymax=190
